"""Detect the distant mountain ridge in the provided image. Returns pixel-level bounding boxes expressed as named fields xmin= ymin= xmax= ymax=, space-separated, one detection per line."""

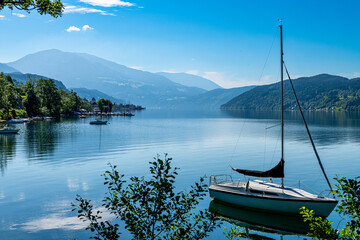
xmin=170 ymin=85 xmax=256 ymax=109
xmin=73 ymin=88 xmax=124 ymax=104
xmin=7 ymin=49 xmax=206 ymax=107
xmin=9 ymin=72 xmax=68 ymax=91
xmin=0 ymin=63 xmax=20 ymax=74
xmin=221 ymin=74 xmax=360 ymax=111
xmin=156 ymin=72 xmax=221 ymax=91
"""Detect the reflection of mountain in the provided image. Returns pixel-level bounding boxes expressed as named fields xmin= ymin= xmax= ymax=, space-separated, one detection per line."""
xmin=209 ymin=200 xmax=309 ymax=238
xmin=0 ymin=135 xmax=16 ymax=174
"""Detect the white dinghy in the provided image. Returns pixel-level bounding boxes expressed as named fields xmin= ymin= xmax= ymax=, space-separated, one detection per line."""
xmin=209 ymin=23 xmax=338 ymax=218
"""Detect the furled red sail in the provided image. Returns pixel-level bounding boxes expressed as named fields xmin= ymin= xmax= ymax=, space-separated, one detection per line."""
xmin=232 ymin=159 xmax=284 ymax=178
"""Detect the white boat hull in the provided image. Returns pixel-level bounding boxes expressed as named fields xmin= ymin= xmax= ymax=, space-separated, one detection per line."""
xmin=209 ymin=180 xmax=337 ymax=217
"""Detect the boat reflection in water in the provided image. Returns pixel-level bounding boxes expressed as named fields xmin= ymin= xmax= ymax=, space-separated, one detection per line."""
xmin=209 ymin=200 xmax=309 ymax=239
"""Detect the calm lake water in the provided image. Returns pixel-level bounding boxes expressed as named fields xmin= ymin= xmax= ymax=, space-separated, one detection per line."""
xmin=1 ymin=109 xmax=360 ymax=239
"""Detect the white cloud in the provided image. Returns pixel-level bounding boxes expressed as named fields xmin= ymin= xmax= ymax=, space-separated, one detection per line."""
xmin=82 ymin=24 xmax=94 ymax=31
xmin=64 ymin=5 xmax=115 ymax=16
xmin=82 ymin=182 xmax=89 ymax=191
xmin=161 ymin=69 xmax=177 ymax=73
xmin=130 ymin=66 xmax=144 ymax=70
xmin=202 ymin=71 xmax=259 ymax=88
xmin=14 ymin=192 xmax=25 ymax=201
xmin=66 ymin=26 xmax=81 ymax=32
xmin=0 ymin=15 xmax=5 ymax=18
xmin=185 ymin=70 xmax=201 ymax=75
xmin=12 ymin=13 xmax=26 ymax=18
xmin=11 ymin=207 xmax=113 ymax=232
xmin=79 ymin=0 xmax=135 ymax=7
xmin=66 ymin=25 xmax=94 ymax=32
xmin=67 ymin=178 xmax=80 ymax=191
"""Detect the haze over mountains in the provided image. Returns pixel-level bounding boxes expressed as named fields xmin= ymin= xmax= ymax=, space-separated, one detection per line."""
xmin=156 ymin=72 xmax=221 ymax=91
xmin=0 ymin=63 xmax=19 ymax=73
xmin=3 ymin=49 xmax=359 ymax=111
xmin=6 ymin=49 xmax=208 ymax=107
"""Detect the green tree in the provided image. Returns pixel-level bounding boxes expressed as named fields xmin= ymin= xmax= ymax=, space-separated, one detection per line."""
xmin=22 ymin=80 xmax=40 ymax=117
xmin=97 ymin=98 xmax=112 ymax=113
xmin=72 ymin=155 xmax=220 ymax=240
xmin=80 ymin=99 xmax=92 ymax=112
xmin=301 ymin=176 xmax=360 ymax=239
xmin=60 ymin=90 xmax=81 ymax=115
xmin=0 ymin=0 xmax=63 ymax=18
xmin=35 ymin=79 xmax=61 ymax=117
xmin=0 ymin=73 xmax=17 ymax=119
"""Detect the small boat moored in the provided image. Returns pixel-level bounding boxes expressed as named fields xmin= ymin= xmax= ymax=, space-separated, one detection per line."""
xmin=0 ymin=125 xmax=20 ymax=134
xmin=89 ymin=120 xmax=108 ymax=125
xmin=6 ymin=119 xmax=24 ymax=124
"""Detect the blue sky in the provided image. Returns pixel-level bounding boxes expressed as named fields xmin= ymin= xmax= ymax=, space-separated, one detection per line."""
xmin=0 ymin=0 xmax=359 ymax=88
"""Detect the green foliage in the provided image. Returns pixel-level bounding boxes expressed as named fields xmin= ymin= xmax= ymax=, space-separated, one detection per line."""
xmin=0 ymin=74 xmax=90 ymax=119
xmin=60 ymin=90 xmax=81 ymax=115
xmin=80 ymin=100 xmax=92 ymax=112
xmin=0 ymin=73 xmax=17 ymax=119
xmin=0 ymin=0 xmax=64 ymax=18
xmin=301 ymin=176 xmax=360 ymax=239
xmin=222 ymin=226 xmax=245 ymax=239
xmin=222 ymin=74 xmax=360 ymax=111
xmin=300 ymin=207 xmax=339 ymax=239
xmin=36 ymin=79 xmax=61 ymax=117
xmin=97 ymin=98 xmax=112 ymax=113
xmin=23 ymin=80 xmax=40 ymax=117
xmin=72 ymin=154 xmax=220 ymax=240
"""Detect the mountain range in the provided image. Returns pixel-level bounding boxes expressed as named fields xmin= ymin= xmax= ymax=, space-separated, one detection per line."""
xmin=0 ymin=63 xmax=18 ymax=73
xmin=72 ymin=88 xmax=124 ymax=104
xmin=170 ymin=85 xmax=256 ymax=109
xmin=4 ymin=49 xmax=359 ymax=111
xmin=6 ymin=49 xmax=208 ymax=107
xmin=8 ymin=72 xmax=68 ymax=91
xmin=221 ymin=74 xmax=360 ymax=111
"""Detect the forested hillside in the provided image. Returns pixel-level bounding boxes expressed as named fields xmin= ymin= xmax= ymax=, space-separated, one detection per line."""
xmin=221 ymin=74 xmax=360 ymax=111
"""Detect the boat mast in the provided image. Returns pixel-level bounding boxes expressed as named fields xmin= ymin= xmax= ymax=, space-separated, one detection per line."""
xmin=280 ymin=22 xmax=284 ymax=188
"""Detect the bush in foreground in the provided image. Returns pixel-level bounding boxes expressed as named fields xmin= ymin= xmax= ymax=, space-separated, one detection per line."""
xmin=72 ymin=154 xmax=220 ymax=240
xmin=301 ymin=176 xmax=360 ymax=239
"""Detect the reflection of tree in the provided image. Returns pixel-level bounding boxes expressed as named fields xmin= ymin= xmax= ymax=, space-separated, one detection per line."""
xmin=0 ymin=135 xmax=16 ymax=175
xmin=24 ymin=121 xmax=60 ymax=158
xmin=222 ymin=110 xmax=360 ymax=127
xmin=222 ymin=110 xmax=360 ymax=145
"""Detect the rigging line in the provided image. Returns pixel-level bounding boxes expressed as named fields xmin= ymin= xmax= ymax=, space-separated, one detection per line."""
xmin=270 ymin=127 xmax=281 ymax=168
xmin=229 ymin=118 xmax=247 ymax=165
xmin=258 ymin=29 xmax=277 ymax=82
xmin=263 ymin=120 xmax=268 ymax=170
xmin=265 ymin=123 xmax=281 ymax=129
xmin=229 ymin=30 xmax=277 ymax=168
xmin=283 ymin=62 xmax=333 ymax=193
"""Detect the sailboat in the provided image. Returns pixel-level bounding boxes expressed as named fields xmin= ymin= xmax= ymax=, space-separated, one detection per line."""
xmin=209 ymin=24 xmax=338 ymax=218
